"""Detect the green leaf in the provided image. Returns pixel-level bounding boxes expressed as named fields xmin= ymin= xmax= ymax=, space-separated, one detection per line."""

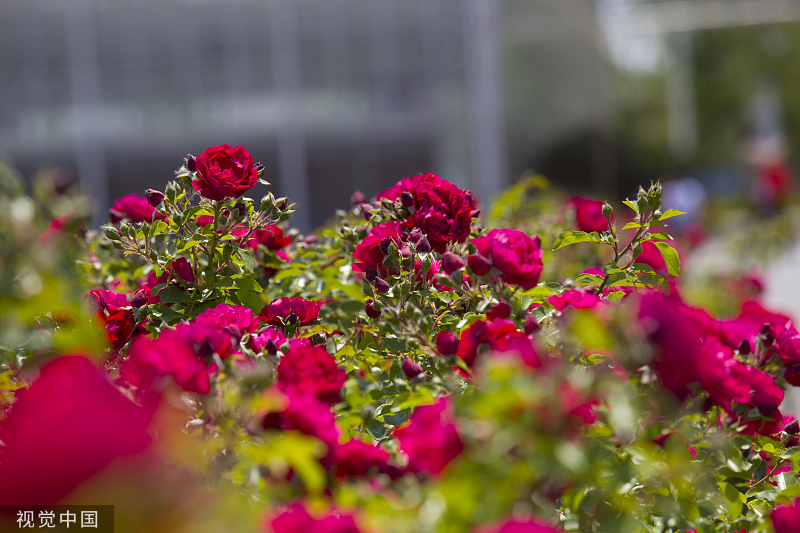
xmin=552 ymin=231 xmax=597 ymax=250
xmin=719 ymin=482 xmax=743 ymax=519
xmin=235 ymin=289 xmax=265 ymax=314
xmin=620 ymin=222 xmax=642 ymax=230
xmin=659 ymin=208 xmax=686 ymax=220
xmin=158 ymin=286 xmax=192 ymax=304
xmin=622 ymin=200 xmax=638 ymax=213
xmin=233 ymin=278 xmax=262 ymax=292
xmin=654 ymin=242 xmax=681 ymax=276
xmin=235 ymin=247 xmax=255 ymax=273
xmin=649 ymin=232 xmax=674 ymax=240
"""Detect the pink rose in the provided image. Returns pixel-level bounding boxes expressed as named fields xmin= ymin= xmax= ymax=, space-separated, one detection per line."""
xmin=568 ymin=196 xmax=608 ymax=233
xmin=471 ymin=229 xmax=543 ymax=290
xmin=109 ymin=194 xmax=167 ymax=223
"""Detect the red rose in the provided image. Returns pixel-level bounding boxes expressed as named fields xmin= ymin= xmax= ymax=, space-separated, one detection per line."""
xmin=395 ymin=398 xmax=463 ymax=475
xmin=196 ymin=303 xmax=260 ymax=337
xmin=327 ymin=440 xmax=393 ymax=478
xmin=169 ymin=257 xmax=195 ymax=284
xmin=548 ymin=289 xmax=604 ymax=312
xmin=109 ymin=194 xmax=167 ymax=223
xmin=456 ymin=318 xmax=540 ymax=369
xmin=471 ymin=229 xmax=543 ymax=290
xmin=277 ymin=346 xmax=347 ymax=404
xmin=351 ymin=221 xmax=401 ymax=278
xmin=772 ymin=498 xmax=800 ymax=533
xmin=378 ymin=173 xmax=477 ymax=254
xmin=86 ymin=289 xmax=146 ymax=350
xmin=247 ymin=225 xmax=292 ymax=251
xmin=472 ymin=519 xmax=563 ymax=533
xmin=262 ymin=392 xmax=341 ymax=446
xmin=193 ymin=144 xmax=259 ymax=201
xmin=259 ymin=297 xmax=322 ymax=326
xmin=568 ymin=196 xmax=608 ymax=233
xmin=121 ymin=327 xmax=212 ymax=395
xmin=0 ymin=356 xmax=155 ymax=504
xmin=267 ymin=503 xmax=362 ymax=533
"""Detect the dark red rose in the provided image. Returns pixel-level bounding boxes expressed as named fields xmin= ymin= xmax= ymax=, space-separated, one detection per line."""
xmin=121 ymin=328 xmax=212 ymax=395
xmin=247 ymin=225 xmax=292 ymax=251
xmin=352 ymin=222 xmax=401 ymax=278
xmin=772 ymin=498 xmax=800 ymax=533
xmin=365 ymin=299 xmax=382 ymax=318
xmin=472 ymin=229 xmax=543 ymax=290
xmin=436 ymin=331 xmax=460 ymax=355
xmin=402 ymin=358 xmax=423 ymax=379
xmin=140 ymin=270 xmax=170 ymax=305
xmin=456 ymin=319 xmax=516 ymax=368
xmin=262 ymin=392 xmax=341 ymax=446
xmin=0 ymin=356 xmax=155 ymax=504
xmin=395 ymin=398 xmax=463 ymax=476
xmin=468 ymin=254 xmax=492 ymax=275
xmin=145 ymin=189 xmax=165 ymax=207
xmin=259 ymin=298 xmax=322 ymax=326
xmin=193 ymin=144 xmax=259 ymax=201
xmin=442 ymin=252 xmax=466 ymax=274
xmin=327 ymin=440 xmax=393 ymax=478
xmin=169 ymin=257 xmax=195 ymax=284
xmin=486 ymin=300 xmax=512 ymax=320
xmin=377 ymin=173 xmax=477 ymax=254
xmin=109 ymin=194 xmax=167 ymax=223
xmin=86 ymin=289 xmax=146 ymax=350
xmin=277 ymin=346 xmax=346 ymax=404
xmin=267 ymin=503 xmax=362 ymax=533
xmin=569 ymin=196 xmax=609 ymax=233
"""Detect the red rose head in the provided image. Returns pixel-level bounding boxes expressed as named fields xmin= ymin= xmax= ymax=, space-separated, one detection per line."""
xmin=109 ymin=194 xmax=167 ymax=223
xmin=0 ymin=356 xmax=155 ymax=504
xmin=352 ymin=221 xmax=401 ymax=279
xmin=472 ymin=229 xmax=543 ymax=290
xmin=772 ymin=498 xmax=800 ymax=533
xmin=259 ymin=298 xmax=322 ymax=326
xmin=395 ymin=398 xmax=463 ymax=476
xmin=267 ymin=502 xmax=362 ymax=533
xmin=193 ymin=144 xmax=259 ymax=201
xmin=196 ymin=303 xmax=260 ymax=336
xmin=569 ymin=196 xmax=609 ymax=233
xmin=277 ymin=346 xmax=346 ymax=404
xmin=248 ymin=225 xmax=292 ymax=251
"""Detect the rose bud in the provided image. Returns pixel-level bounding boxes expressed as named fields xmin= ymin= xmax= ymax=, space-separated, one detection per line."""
xmin=350 ymin=190 xmax=367 ymax=206
xmin=374 ymin=278 xmax=390 ymax=293
xmin=145 ymin=189 xmax=166 ymax=207
xmin=416 ymin=235 xmax=432 ymax=253
xmin=400 ymin=244 xmax=413 ymax=259
xmin=264 ymin=338 xmax=278 ymax=355
xmin=380 ymin=238 xmax=393 ymax=255
xmin=402 ymin=358 xmax=423 ymax=379
xmin=360 ymin=203 xmax=373 ymax=220
xmin=763 ymin=331 xmax=775 ymax=348
xmin=738 ymin=338 xmax=752 ymax=355
xmin=223 ymin=325 xmax=243 ymax=344
xmin=400 ymin=191 xmax=414 ymax=208
xmin=436 ymin=331 xmax=460 ymax=355
xmin=286 ymin=313 xmax=299 ymax=326
xmin=407 ymin=227 xmax=423 ymax=244
xmin=262 ymin=412 xmax=281 ymax=431
xmin=487 ymin=300 xmax=512 ymax=320
xmin=524 ymin=313 xmax=540 ymax=334
xmin=130 ymin=288 xmax=148 ymax=308
xmin=785 ymin=419 xmax=800 ymax=435
xmin=442 ymin=252 xmax=466 ymax=274
xmin=365 ymin=299 xmax=382 ymax=318
xmin=198 ymin=338 xmax=216 ymax=357
xmin=186 ymin=154 xmax=197 ymax=172
xmin=304 ymin=235 xmax=319 ymax=245
xmin=760 ymin=323 xmax=772 ymax=336
xmin=365 ymin=268 xmax=378 ymax=283
xmin=311 ymin=333 xmax=326 ymax=345
xmin=468 ymin=254 xmax=492 ymax=275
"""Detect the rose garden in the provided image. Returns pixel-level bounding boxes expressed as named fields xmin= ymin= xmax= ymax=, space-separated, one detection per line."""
xmin=1 ymin=144 xmax=800 ymax=532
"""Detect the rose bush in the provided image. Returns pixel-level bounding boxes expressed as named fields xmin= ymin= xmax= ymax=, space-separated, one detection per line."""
xmin=2 ymin=148 xmax=800 ymax=533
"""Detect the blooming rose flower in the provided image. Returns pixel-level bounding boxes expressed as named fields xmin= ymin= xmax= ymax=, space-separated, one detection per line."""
xmin=456 ymin=318 xmax=540 ymax=369
xmin=121 ymin=328 xmax=212 ymax=395
xmin=568 ymin=196 xmax=609 ymax=233
xmin=108 ymin=194 xmax=167 ymax=223
xmin=351 ymin=221 xmax=401 ymax=278
xmin=196 ymin=304 xmax=260 ymax=337
xmin=377 ymin=173 xmax=477 ymax=253
xmin=266 ymin=503 xmax=362 ymax=533
xmin=193 ymin=144 xmax=259 ymax=201
xmin=472 ymin=518 xmax=563 ymax=533
xmin=259 ymin=298 xmax=322 ymax=326
xmin=251 ymin=327 xmax=311 ymax=354
xmin=169 ymin=257 xmax=195 ymax=284
xmin=276 ymin=346 xmax=347 ymax=404
xmin=0 ymin=356 xmax=154 ymax=504
xmin=262 ymin=392 xmax=341 ymax=446
xmin=696 ymin=336 xmax=751 ymax=414
xmin=772 ymin=498 xmax=800 ymax=533
xmin=472 ymin=229 xmax=543 ymax=290
xmin=548 ymin=289 xmax=603 ymax=312
xmin=395 ymin=398 xmax=463 ymax=475
xmin=86 ymin=289 xmax=145 ymax=350
xmin=247 ymin=225 xmax=292 ymax=251
xmin=327 ymin=439 xmax=394 ymax=478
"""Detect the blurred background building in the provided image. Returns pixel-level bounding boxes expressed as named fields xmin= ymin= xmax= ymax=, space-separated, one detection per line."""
xmin=3 ymin=0 xmax=800 ymax=231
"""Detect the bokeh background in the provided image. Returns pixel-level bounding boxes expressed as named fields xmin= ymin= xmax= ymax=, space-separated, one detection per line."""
xmin=5 ymin=0 xmax=800 ymax=313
